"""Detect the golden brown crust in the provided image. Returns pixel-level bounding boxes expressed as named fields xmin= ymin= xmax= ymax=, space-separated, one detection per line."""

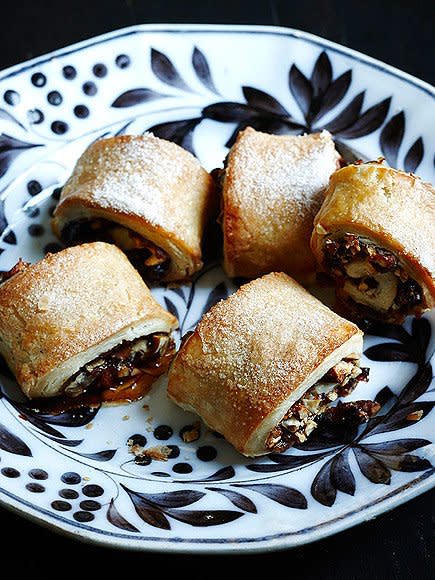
xmin=51 ymin=134 xmax=215 ymax=282
xmin=311 ymin=162 xmax=435 ymax=310
xmin=222 ymin=127 xmax=340 ymax=283
xmin=167 ymin=272 xmax=362 ymax=457
xmin=0 ymin=242 xmax=178 ymax=398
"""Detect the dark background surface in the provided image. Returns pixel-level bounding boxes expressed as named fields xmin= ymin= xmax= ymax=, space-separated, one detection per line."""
xmin=0 ymin=1 xmax=434 ymax=578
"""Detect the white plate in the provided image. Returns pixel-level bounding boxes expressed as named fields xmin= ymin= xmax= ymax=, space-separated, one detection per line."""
xmin=0 ymin=24 xmax=433 ymax=554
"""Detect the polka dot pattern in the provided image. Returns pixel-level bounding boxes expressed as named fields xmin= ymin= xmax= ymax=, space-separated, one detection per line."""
xmin=3 ymin=53 xmax=132 ymax=140
xmin=61 ymin=472 xmax=81 ymax=485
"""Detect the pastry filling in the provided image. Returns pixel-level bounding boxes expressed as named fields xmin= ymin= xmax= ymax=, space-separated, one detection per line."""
xmin=60 ymin=219 xmax=170 ymax=281
xmin=265 ymin=359 xmax=369 ymax=452
xmin=322 ymin=233 xmax=425 ymax=318
xmin=61 ymin=333 xmax=175 ymax=404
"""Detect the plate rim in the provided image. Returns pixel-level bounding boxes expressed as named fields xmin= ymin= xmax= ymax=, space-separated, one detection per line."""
xmin=0 ymin=23 xmax=434 ymax=95
xmin=0 ymin=22 xmax=433 ymax=554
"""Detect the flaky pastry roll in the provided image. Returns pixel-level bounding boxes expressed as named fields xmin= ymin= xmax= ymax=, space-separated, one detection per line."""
xmin=311 ymin=162 xmax=435 ymax=323
xmin=52 ymin=134 xmax=215 ymax=283
xmin=220 ymin=127 xmax=341 ymax=283
xmin=0 ymin=242 xmax=177 ymax=401
xmin=168 ymin=272 xmax=367 ymax=457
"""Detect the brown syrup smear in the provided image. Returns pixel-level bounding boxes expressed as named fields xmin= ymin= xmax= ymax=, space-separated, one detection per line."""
xmin=28 ymin=341 xmax=175 ymax=415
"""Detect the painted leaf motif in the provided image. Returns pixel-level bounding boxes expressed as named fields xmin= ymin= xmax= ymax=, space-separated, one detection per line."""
xmin=311 ymin=457 xmax=336 ymax=506
xmin=313 ymin=70 xmax=352 ymax=123
xmin=0 ymin=134 xmax=42 ymax=178
xmin=192 ymin=47 xmax=219 ymax=94
xmin=370 ymin=453 xmax=432 ymax=472
xmin=310 ymin=51 xmax=332 ymax=96
xmin=247 ymin=451 xmax=329 ymax=473
xmin=334 ymin=139 xmax=366 ymax=165
xmin=9 ymin=402 xmax=66 ymax=439
xmin=121 ymin=485 xmax=170 ymax=529
xmin=151 ymin=48 xmax=191 ymax=91
xmin=380 ymin=111 xmax=405 ymax=168
xmin=206 ymin=487 xmax=257 ymax=513
xmin=111 ymin=88 xmax=165 ymax=107
xmin=242 ymin=86 xmax=289 ymax=116
xmin=0 ymin=423 xmax=32 ymax=456
xmin=289 ymin=65 xmax=313 ymax=117
xmin=411 ymin=317 xmax=431 ymax=359
xmin=143 ymin=489 xmax=204 ymax=508
xmin=323 ymin=92 xmax=365 ymax=134
xmin=166 ymin=508 xmax=243 ymax=527
xmin=353 ymin=447 xmax=391 ymax=484
xmin=398 ymin=362 xmax=432 ymax=407
xmin=148 ymin=118 xmax=201 ymax=154
xmin=74 ymin=449 xmax=117 ymax=461
xmin=202 ymin=102 xmax=257 ymax=122
xmin=107 ymin=499 xmax=139 ymax=532
xmin=295 ymin=423 xmax=358 ymax=450
xmin=367 ymin=401 xmax=434 ymax=436
xmin=0 ymin=109 xmax=26 ymax=130
xmin=47 ymin=435 xmax=83 ymax=447
xmin=201 ymin=282 xmax=228 ymax=316
xmin=224 ymin=117 xmax=298 ymax=148
xmin=404 ymin=137 xmax=424 ymax=173
xmin=374 ymin=386 xmax=396 ymax=407
xmin=364 ymin=342 xmax=417 ymax=363
xmin=28 ymin=405 xmax=100 ymax=427
xmin=337 ymin=97 xmax=391 ymax=138
xmin=331 ymin=449 xmax=355 ymax=496
xmin=164 ymin=297 xmax=179 ymax=321
xmin=170 ymin=286 xmax=186 ymax=302
xmin=200 ymin=466 xmax=236 ymax=481
xmin=2 ymin=230 xmax=16 ymax=245
xmin=360 ymin=438 xmax=431 ymax=455
xmin=235 ymin=483 xmax=307 ymax=509
xmin=364 ymin=321 xmax=411 ymax=343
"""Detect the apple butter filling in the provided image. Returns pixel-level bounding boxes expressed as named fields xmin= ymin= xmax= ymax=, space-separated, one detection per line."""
xmin=61 ymin=333 xmax=175 ymax=405
xmin=60 ymin=219 xmax=170 ymax=281
xmin=322 ymin=233 xmax=425 ymax=320
xmin=265 ymin=359 xmax=369 ymax=452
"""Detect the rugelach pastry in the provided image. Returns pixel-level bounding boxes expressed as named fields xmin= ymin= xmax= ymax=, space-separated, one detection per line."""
xmin=167 ymin=272 xmax=368 ymax=457
xmin=52 ymin=134 xmax=215 ymax=283
xmin=0 ymin=242 xmax=177 ymax=402
xmin=311 ymin=162 xmax=435 ymax=323
xmin=219 ymin=127 xmax=341 ymax=283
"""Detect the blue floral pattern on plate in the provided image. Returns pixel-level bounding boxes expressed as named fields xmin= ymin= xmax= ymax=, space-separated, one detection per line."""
xmin=0 ymin=24 xmax=433 ymax=553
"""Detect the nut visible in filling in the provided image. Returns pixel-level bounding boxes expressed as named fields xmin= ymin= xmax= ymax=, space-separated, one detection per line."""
xmin=60 ymin=333 xmax=175 ymax=406
xmin=265 ymin=359 xmax=369 ymax=452
xmin=60 ymin=219 xmax=170 ymax=281
xmin=322 ymin=233 xmax=425 ymax=320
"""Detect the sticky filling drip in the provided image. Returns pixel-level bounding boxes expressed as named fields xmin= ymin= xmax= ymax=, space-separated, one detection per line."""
xmin=322 ymin=233 xmax=425 ymax=319
xmin=60 ymin=333 xmax=175 ymax=406
xmin=60 ymin=219 xmax=170 ymax=281
xmin=266 ymin=359 xmax=368 ymax=452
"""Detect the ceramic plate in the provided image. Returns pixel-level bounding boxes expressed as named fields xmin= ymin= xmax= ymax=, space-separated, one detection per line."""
xmin=0 ymin=24 xmax=434 ymax=554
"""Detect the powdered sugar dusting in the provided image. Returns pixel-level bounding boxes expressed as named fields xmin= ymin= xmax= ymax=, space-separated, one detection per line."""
xmin=60 ymin=134 xmax=211 ymax=250
xmin=197 ymin=272 xmax=358 ymax=403
xmin=228 ymin=128 xmax=340 ymax=218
